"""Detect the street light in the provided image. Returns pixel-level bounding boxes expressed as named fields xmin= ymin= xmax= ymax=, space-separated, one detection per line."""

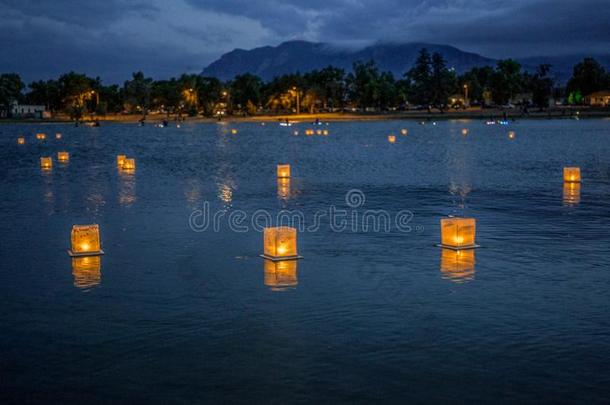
xmin=292 ymin=86 xmax=300 ymax=115
xmin=463 ymin=84 xmax=469 ymax=107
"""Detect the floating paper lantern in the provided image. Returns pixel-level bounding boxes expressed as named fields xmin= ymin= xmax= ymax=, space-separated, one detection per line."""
xmin=264 ymin=260 xmax=298 ymax=290
xmin=117 ymin=155 xmax=126 ymax=167
xmin=563 ymin=182 xmax=581 ymax=206
xmin=231 ymin=128 xmax=238 ymax=134
xmin=72 ymin=256 xmax=101 ymax=289
xmin=440 ymin=249 xmax=475 ymax=283
xmin=56 ymin=133 xmax=62 ymax=139
xmin=563 ymin=167 xmax=581 ymax=183
xmin=508 ymin=131 xmax=516 ymax=140
xmin=305 ymin=129 xmax=314 ymax=136
xmin=57 ymin=151 xmax=69 ymax=162
xmin=277 ymin=164 xmax=291 ymax=179
xmin=261 ymin=226 xmax=301 ymax=261
xmin=462 ymin=128 xmax=469 ymax=136
xmin=68 ymin=224 xmax=104 ymax=256
xmin=293 ymin=130 xmax=299 ymax=135
xmin=322 ymin=129 xmax=329 ymax=136
xmin=36 ymin=133 xmax=46 ymax=140
xmin=401 ymin=129 xmax=408 ymax=136
xmin=277 ymin=178 xmax=290 ymax=200
xmin=40 ymin=157 xmax=52 ymax=170
xmin=122 ymin=158 xmax=136 ymax=172
xmin=438 ymin=217 xmax=479 ymax=250
xmin=316 ymin=129 xmax=322 ymax=135
xmin=388 ymin=135 xmax=396 ymax=143
xmin=17 ymin=137 xmax=25 ymax=145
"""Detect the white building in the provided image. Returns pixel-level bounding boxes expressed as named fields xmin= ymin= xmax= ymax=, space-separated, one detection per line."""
xmin=9 ymin=101 xmax=48 ymax=118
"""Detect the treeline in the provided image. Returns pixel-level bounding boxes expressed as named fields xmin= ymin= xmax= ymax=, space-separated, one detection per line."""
xmin=1 ymin=49 xmax=609 ymax=118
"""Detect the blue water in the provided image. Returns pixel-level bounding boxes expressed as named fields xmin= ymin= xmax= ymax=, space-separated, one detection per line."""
xmin=1 ymin=119 xmax=610 ymax=402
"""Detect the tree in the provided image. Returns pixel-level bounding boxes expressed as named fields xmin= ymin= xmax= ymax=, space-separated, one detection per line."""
xmin=346 ymin=60 xmax=381 ymax=110
xmin=303 ymin=66 xmax=346 ymax=111
xmin=529 ymin=64 xmax=554 ymax=110
xmin=230 ymin=73 xmax=263 ymax=113
xmin=566 ymin=57 xmax=609 ymax=100
xmin=489 ymin=59 xmax=523 ymax=105
xmin=0 ymin=73 xmax=25 ymax=111
xmin=26 ymin=80 xmax=62 ymax=111
xmin=430 ymin=52 xmax=457 ymax=111
xmin=405 ymin=48 xmax=432 ymax=106
xmin=123 ymin=71 xmax=152 ymax=114
xmin=458 ymin=66 xmax=494 ymax=105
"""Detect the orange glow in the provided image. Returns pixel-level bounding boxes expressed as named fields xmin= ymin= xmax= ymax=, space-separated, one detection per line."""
xmin=121 ymin=158 xmax=136 ymax=172
xmin=36 ymin=133 xmax=46 ymax=140
xmin=563 ymin=182 xmax=581 ymax=206
xmin=440 ymin=249 xmax=475 ymax=283
xmin=116 ymin=155 xmax=126 ymax=167
xmin=440 ymin=217 xmax=477 ymax=249
xmin=55 ymin=133 xmax=62 ymax=139
xmin=563 ymin=167 xmax=581 ymax=183
xmin=401 ymin=129 xmax=408 ymax=136
xmin=40 ymin=157 xmax=52 ymax=170
xmin=264 ymin=260 xmax=298 ymax=290
xmin=277 ymin=164 xmax=291 ymax=179
xmin=17 ymin=137 xmax=25 ymax=145
xmin=277 ymin=178 xmax=291 ymax=200
xmin=57 ymin=151 xmax=69 ymax=162
xmin=231 ymin=129 xmax=238 ymax=134
xmin=508 ymin=131 xmax=516 ymax=140
xmin=388 ymin=135 xmax=396 ymax=143
xmin=316 ymin=129 xmax=322 ymax=135
xmin=72 ymin=256 xmax=101 ymax=289
xmin=69 ymin=224 xmax=103 ymax=256
xmin=322 ymin=129 xmax=329 ymax=136
xmin=263 ymin=226 xmax=299 ymax=260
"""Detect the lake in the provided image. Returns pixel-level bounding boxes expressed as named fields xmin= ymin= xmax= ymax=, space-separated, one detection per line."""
xmin=1 ymin=118 xmax=610 ymax=403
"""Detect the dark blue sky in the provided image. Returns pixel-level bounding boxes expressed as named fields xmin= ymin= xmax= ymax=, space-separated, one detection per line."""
xmin=1 ymin=0 xmax=609 ymax=84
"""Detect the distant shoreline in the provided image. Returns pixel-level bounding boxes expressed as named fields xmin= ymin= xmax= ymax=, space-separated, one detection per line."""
xmin=2 ymin=107 xmax=608 ymax=125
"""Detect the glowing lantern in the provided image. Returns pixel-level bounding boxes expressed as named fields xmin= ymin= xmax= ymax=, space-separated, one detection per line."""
xmin=388 ymin=135 xmax=396 ymax=143
xmin=261 ymin=226 xmax=301 ymax=261
xmin=17 ymin=137 xmax=25 ymax=145
xmin=231 ymin=128 xmax=238 ymax=134
xmin=462 ymin=128 xmax=469 ymax=136
xmin=122 ymin=158 xmax=136 ymax=172
xmin=563 ymin=182 xmax=581 ymax=206
xmin=36 ymin=133 xmax=46 ymax=140
xmin=264 ymin=260 xmax=298 ymax=290
xmin=322 ymin=129 xmax=329 ymax=136
xmin=316 ymin=129 xmax=322 ymax=135
xmin=440 ymin=249 xmax=475 ymax=283
xmin=57 ymin=151 xmax=69 ymax=162
xmin=401 ymin=129 xmax=408 ymax=136
xmin=68 ymin=224 xmax=104 ymax=256
xmin=116 ymin=155 xmax=126 ymax=167
xmin=277 ymin=164 xmax=291 ymax=179
xmin=56 ymin=133 xmax=62 ymax=139
xmin=72 ymin=256 xmax=101 ymax=289
xmin=40 ymin=157 xmax=52 ymax=170
xmin=439 ymin=217 xmax=479 ymax=250
xmin=305 ymin=129 xmax=314 ymax=136
xmin=277 ymin=178 xmax=290 ymax=200
xmin=508 ymin=131 xmax=516 ymax=140
xmin=293 ymin=130 xmax=299 ymax=135
xmin=563 ymin=167 xmax=581 ymax=183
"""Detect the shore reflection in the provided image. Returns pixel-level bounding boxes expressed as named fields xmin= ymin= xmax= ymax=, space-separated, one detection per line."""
xmin=440 ymin=249 xmax=475 ymax=283
xmin=264 ymin=260 xmax=298 ymax=291
xmin=119 ymin=171 xmax=137 ymax=206
xmin=72 ymin=256 xmax=102 ymax=289
xmin=277 ymin=178 xmax=291 ymax=200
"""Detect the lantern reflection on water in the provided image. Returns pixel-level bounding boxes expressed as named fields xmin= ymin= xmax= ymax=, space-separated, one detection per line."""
xmin=72 ymin=256 xmax=101 ymax=289
xmin=563 ymin=167 xmax=581 ymax=183
xmin=40 ymin=157 xmax=52 ymax=170
xmin=440 ymin=249 xmax=475 ymax=283
xmin=563 ymin=182 xmax=581 ymax=205
xmin=438 ymin=217 xmax=479 ymax=250
xmin=277 ymin=164 xmax=291 ymax=179
xmin=68 ymin=224 xmax=104 ymax=256
xmin=57 ymin=151 xmax=69 ymax=162
xmin=264 ymin=260 xmax=298 ymax=291
xmin=388 ymin=135 xmax=396 ymax=143
xmin=277 ymin=178 xmax=291 ymax=200
xmin=17 ymin=137 xmax=25 ymax=145
xmin=261 ymin=226 xmax=301 ymax=261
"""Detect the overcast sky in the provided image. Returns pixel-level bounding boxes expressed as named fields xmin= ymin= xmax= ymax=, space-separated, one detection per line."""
xmin=1 ymin=0 xmax=609 ymax=84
